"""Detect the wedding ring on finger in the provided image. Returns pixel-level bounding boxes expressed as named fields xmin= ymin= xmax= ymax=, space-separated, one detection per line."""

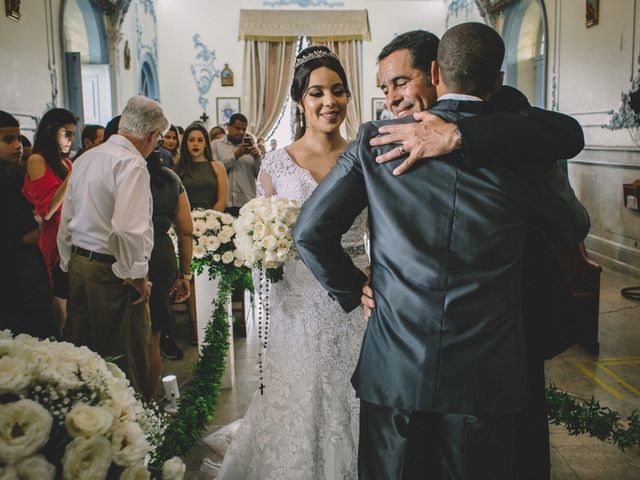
xmin=398 ymin=145 xmax=407 ymax=155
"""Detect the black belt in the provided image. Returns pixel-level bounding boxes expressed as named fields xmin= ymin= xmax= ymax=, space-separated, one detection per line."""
xmin=71 ymin=245 xmax=116 ymax=263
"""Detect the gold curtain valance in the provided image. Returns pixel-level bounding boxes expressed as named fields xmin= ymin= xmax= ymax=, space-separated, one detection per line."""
xmin=238 ymin=9 xmax=371 ymax=42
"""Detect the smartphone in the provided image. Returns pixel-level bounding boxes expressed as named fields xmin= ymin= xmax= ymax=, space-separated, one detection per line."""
xmin=243 ymin=135 xmax=254 ymax=146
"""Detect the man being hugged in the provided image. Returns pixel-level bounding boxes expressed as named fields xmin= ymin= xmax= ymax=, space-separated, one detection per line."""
xmin=294 ymin=23 xmax=590 ymax=479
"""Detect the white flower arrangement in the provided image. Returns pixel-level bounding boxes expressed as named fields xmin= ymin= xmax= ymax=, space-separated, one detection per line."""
xmin=189 ymin=209 xmax=243 ymax=269
xmin=233 ymin=196 xmax=301 ymax=271
xmin=0 ymin=332 xmax=184 ymax=479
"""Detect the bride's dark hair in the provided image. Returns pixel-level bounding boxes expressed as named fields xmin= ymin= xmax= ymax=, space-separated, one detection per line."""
xmin=290 ymin=46 xmax=351 ymax=140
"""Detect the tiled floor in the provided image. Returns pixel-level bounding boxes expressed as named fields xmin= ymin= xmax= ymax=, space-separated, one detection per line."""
xmin=166 ymin=269 xmax=640 ymax=479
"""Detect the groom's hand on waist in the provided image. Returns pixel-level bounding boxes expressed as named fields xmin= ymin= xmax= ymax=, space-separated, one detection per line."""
xmin=361 ymin=266 xmax=375 ymax=321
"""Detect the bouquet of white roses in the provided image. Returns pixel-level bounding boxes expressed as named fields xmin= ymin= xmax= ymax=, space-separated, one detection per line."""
xmin=233 ymin=196 xmax=301 ymax=282
xmin=190 ymin=209 xmax=242 ymax=272
xmin=0 ymin=331 xmax=185 ymax=480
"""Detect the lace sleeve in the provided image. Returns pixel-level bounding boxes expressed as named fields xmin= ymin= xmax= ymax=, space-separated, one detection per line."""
xmin=256 ymin=168 xmax=276 ymax=198
xmin=256 ymin=151 xmax=279 ymax=198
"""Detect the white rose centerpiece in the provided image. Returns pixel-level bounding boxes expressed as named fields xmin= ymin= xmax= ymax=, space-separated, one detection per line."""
xmin=189 ymin=209 xmax=244 ymax=275
xmin=0 ymin=332 xmax=186 ymax=479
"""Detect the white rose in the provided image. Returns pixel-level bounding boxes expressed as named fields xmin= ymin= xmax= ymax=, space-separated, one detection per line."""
xmin=261 ymin=235 xmax=277 ymax=251
xmin=36 ymin=357 xmax=83 ymax=391
xmin=220 ymin=213 xmax=234 ymax=225
xmin=276 ymin=245 xmax=292 ymax=260
xmin=106 ymin=361 xmax=127 ymax=380
xmin=193 ymin=245 xmax=206 ymax=259
xmin=65 ymin=403 xmax=114 ymax=438
xmin=162 ymin=456 xmax=186 ymax=480
xmin=107 ymin=380 xmax=136 ymax=416
xmin=0 ymin=400 xmax=52 ymax=464
xmin=14 ymin=455 xmax=55 ymax=480
xmin=0 ymin=330 xmax=11 ymax=339
xmin=13 ymin=334 xmax=41 ymax=346
xmin=111 ymin=421 xmax=150 ymax=467
xmin=221 ymin=251 xmax=235 ymax=264
xmin=0 ymin=355 xmax=30 ymax=393
xmin=263 ymin=250 xmax=279 ymax=269
xmin=243 ymin=249 xmax=257 ymax=266
xmin=213 ymin=254 xmax=221 ymax=262
xmin=252 ymin=222 xmax=266 ymax=240
xmin=283 ymin=209 xmax=298 ymax=225
xmin=271 ymin=222 xmax=288 ymax=239
xmin=120 ymin=463 xmax=151 ymax=480
xmin=62 ymin=436 xmax=112 ymax=480
xmin=217 ymin=231 xmax=232 ymax=244
xmin=0 ymin=465 xmax=17 ymax=479
xmin=205 ymin=236 xmax=221 ymax=252
xmin=192 ymin=219 xmax=206 ymax=236
xmin=197 ymin=235 xmax=208 ymax=247
xmin=191 ymin=209 xmax=206 ymax=219
xmin=233 ymin=258 xmax=244 ymax=267
xmin=233 ymin=213 xmax=254 ymax=231
xmin=204 ymin=216 xmax=220 ymax=231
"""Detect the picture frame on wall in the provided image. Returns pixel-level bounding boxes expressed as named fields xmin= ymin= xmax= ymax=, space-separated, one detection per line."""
xmin=5 ymin=0 xmax=21 ymax=21
xmin=372 ymin=98 xmax=392 ymax=121
xmin=216 ymin=97 xmax=240 ymax=125
xmin=586 ymin=0 xmax=599 ymax=27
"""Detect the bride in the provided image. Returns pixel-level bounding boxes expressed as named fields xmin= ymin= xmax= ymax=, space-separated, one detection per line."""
xmin=214 ymin=46 xmax=368 ymax=479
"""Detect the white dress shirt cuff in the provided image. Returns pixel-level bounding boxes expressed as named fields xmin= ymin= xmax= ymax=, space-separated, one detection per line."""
xmin=111 ymin=260 xmax=148 ymax=280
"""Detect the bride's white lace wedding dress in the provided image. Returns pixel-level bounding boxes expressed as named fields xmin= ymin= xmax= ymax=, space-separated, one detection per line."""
xmin=214 ymin=148 xmax=368 ymax=480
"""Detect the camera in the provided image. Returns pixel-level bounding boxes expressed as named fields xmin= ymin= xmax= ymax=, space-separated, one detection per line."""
xmin=243 ymin=135 xmax=254 ymax=146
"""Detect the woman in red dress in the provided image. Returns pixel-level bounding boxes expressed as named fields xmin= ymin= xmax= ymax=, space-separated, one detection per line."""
xmin=23 ymin=108 xmax=76 ymax=332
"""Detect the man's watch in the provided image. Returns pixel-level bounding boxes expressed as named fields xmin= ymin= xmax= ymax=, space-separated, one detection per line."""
xmin=180 ymin=272 xmax=193 ymax=281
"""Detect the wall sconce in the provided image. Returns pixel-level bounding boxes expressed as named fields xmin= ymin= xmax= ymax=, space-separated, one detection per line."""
xmin=162 ymin=374 xmax=180 ymax=413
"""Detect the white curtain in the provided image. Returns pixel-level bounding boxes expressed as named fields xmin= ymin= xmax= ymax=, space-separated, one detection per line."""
xmin=242 ymin=40 xmax=297 ymax=139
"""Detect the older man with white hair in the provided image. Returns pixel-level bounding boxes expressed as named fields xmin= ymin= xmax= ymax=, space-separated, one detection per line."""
xmin=58 ymin=95 xmax=169 ymax=398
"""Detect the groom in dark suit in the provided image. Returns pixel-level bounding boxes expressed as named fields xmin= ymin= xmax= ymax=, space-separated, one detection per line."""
xmin=294 ymin=23 xmax=590 ymax=479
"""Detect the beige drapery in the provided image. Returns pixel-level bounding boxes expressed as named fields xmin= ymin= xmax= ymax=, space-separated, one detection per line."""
xmin=239 ymin=10 xmax=370 ymax=140
xmin=238 ymin=10 xmax=370 ymax=42
xmin=312 ymin=39 xmax=363 ymax=140
xmin=242 ymin=40 xmax=296 ymax=140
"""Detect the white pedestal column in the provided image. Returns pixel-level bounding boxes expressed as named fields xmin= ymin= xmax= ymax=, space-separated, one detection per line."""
xmin=194 ymin=271 xmax=235 ymax=389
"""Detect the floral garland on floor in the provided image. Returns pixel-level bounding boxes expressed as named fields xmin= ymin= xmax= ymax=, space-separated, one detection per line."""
xmin=546 ymin=384 xmax=640 ymax=451
xmin=154 ymin=210 xmax=251 ymax=468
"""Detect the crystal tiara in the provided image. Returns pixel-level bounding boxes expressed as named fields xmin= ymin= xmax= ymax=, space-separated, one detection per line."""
xmin=294 ymin=50 xmax=340 ymax=69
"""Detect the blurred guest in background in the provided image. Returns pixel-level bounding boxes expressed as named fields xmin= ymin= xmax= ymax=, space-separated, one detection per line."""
xmin=19 ymin=134 xmax=32 ymax=163
xmin=0 ymin=111 xmax=54 ymax=338
xmin=23 ymin=108 xmax=76 ymax=334
xmin=147 ymin=143 xmax=193 ymax=394
xmin=176 ymin=121 xmax=229 ymax=344
xmin=163 ymin=124 xmax=180 ymax=168
xmin=209 ymin=125 xmax=226 ymax=142
xmin=73 ymin=124 xmax=104 ymax=160
xmin=211 ymin=113 xmax=260 ymax=216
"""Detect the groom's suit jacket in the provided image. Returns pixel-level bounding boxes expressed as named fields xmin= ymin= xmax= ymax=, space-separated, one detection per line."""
xmin=293 ymin=99 xmax=590 ymax=415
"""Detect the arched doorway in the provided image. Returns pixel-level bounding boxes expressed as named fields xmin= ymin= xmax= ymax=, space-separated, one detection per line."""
xmin=62 ymin=0 xmax=113 ymax=127
xmin=502 ymin=0 xmax=548 ymax=108
xmin=139 ymin=52 xmax=160 ymax=101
